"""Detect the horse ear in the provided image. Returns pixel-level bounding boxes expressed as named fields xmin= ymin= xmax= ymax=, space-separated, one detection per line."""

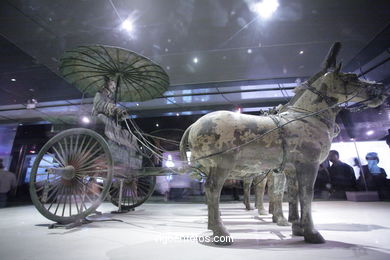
xmin=335 ymin=62 xmax=342 ymax=74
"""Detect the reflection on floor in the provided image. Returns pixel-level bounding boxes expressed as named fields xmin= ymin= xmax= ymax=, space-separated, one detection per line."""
xmin=0 ymin=201 xmax=389 ymax=260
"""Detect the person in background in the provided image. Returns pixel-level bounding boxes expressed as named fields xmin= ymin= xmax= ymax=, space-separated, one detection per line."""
xmin=385 ymin=129 xmax=390 ymax=149
xmin=359 ymin=152 xmax=388 ymax=199
xmin=0 ymin=158 xmax=17 ymax=207
xmin=314 ymin=160 xmax=331 ymax=199
xmin=327 ymin=150 xmax=357 ymax=196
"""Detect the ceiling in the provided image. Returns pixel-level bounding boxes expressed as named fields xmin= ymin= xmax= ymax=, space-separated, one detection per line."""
xmin=0 ymin=0 xmax=389 ymax=140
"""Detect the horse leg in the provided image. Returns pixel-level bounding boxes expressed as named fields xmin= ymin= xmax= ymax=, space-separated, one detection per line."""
xmin=243 ymin=177 xmax=253 ymax=210
xmin=268 ymin=174 xmax=274 ymax=215
xmin=255 ymin=175 xmax=267 ymax=215
xmin=296 ymin=162 xmax=325 ymax=244
xmin=271 ymin=172 xmax=289 ymax=226
xmin=205 ymin=166 xmax=232 ymax=245
xmin=286 ymin=169 xmax=302 ymax=236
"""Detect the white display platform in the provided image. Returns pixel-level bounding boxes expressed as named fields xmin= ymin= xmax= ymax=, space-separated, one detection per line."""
xmin=0 ymin=201 xmax=389 ymax=260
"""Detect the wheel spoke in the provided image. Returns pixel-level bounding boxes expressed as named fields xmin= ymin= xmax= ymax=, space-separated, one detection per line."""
xmin=51 ymin=146 xmax=67 ymax=167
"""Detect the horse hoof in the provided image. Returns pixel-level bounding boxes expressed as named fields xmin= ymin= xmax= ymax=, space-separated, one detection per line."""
xmin=292 ymin=224 xmax=304 ymax=236
xmin=258 ymin=209 xmax=267 ymax=215
xmin=304 ymin=231 xmax=325 ymax=244
xmin=276 ymin=218 xmax=291 ymax=226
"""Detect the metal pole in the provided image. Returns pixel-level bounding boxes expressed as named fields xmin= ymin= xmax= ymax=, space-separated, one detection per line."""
xmin=353 ymin=140 xmax=368 ymax=191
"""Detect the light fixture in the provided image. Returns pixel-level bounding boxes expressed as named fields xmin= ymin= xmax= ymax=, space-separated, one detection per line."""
xmin=252 ymin=0 xmax=279 ymax=19
xmin=247 ymin=49 xmax=252 ymax=54
xmin=299 ymin=50 xmax=304 ymax=54
xmin=120 ymin=18 xmax=134 ymax=33
xmin=186 ymin=151 xmax=192 ymax=165
xmin=193 ymin=57 xmax=198 ymax=64
xmin=26 ymin=98 xmax=38 ymax=109
xmin=176 ymin=113 xmax=180 ymax=116
xmin=81 ymin=116 xmax=90 ymax=124
xmin=11 ymin=78 xmax=16 ymax=82
xmin=366 ymin=130 xmax=374 ymax=136
xmin=156 ymin=123 xmax=159 ymax=127
xmin=136 ymin=103 xmax=139 ymax=106
xmin=165 ymin=154 xmax=175 ymax=168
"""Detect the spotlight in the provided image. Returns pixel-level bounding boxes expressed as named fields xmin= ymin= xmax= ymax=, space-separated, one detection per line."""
xmin=193 ymin=57 xmax=198 ymax=64
xmin=121 ymin=18 xmax=134 ymax=33
xmin=366 ymin=130 xmax=374 ymax=136
xmin=136 ymin=103 xmax=139 ymax=106
xmin=81 ymin=116 xmax=90 ymax=124
xmin=11 ymin=78 xmax=16 ymax=82
xmin=299 ymin=50 xmax=304 ymax=54
xmin=247 ymin=49 xmax=252 ymax=54
xmin=252 ymin=0 xmax=279 ymax=19
xmin=176 ymin=113 xmax=180 ymax=116
xmin=156 ymin=123 xmax=159 ymax=127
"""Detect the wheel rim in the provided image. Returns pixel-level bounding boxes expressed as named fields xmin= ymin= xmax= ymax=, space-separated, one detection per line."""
xmin=110 ymin=175 xmax=155 ymax=210
xmin=29 ymin=128 xmax=113 ymax=224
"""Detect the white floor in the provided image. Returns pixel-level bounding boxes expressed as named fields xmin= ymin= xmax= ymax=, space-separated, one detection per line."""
xmin=0 ymin=201 xmax=390 ymax=260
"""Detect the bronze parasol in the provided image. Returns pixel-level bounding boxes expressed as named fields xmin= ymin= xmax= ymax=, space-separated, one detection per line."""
xmin=59 ymin=45 xmax=169 ymax=102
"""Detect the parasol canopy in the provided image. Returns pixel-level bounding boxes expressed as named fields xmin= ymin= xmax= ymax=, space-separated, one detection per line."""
xmin=59 ymin=45 xmax=169 ymax=102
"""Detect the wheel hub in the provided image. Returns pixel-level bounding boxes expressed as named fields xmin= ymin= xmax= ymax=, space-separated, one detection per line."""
xmin=47 ymin=165 xmax=76 ymax=180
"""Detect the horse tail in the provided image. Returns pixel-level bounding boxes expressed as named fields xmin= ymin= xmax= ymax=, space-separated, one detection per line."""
xmin=180 ymin=125 xmax=191 ymax=161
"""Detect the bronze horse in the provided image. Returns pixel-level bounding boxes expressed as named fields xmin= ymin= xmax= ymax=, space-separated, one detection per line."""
xmin=180 ymin=43 xmax=387 ymax=245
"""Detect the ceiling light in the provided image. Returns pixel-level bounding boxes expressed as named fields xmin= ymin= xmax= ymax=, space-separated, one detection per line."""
xmin=11 ymin=78 xmax=16 ymax=82
xmin=120 ymin=18 xmax=134 ymax=33
xmin=247 ymin=49 xmax=252 ymax=54
xmin=81 ymin=116 xmax=90 ymax=124
xmin=366 ymin=130 xmax=374 ymax=136
xmin=193 ymin=57 xmax=198 ymax=64
xmin=299 ymin=50 xmax=304 ymax=54
xmin=156 ymin=123 xmax=159 ymax=127
xmin=252 ymin=0 xmax=279 ymax=19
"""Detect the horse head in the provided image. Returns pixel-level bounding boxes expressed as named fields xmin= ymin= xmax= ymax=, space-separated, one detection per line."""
xmin=304 ymin=42 xmax=387 ymax=109
xmin=319 ymin=68 xmax=387 ymax=108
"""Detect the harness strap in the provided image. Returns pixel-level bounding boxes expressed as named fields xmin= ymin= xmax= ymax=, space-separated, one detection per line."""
xmin=301 ymin=82 xmax=337 ymax=106
xmin=268 ymin=114 xmax=288 ymax=174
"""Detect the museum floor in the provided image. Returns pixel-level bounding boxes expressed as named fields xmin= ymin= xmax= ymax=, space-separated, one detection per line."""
xmin=0 ymin=201 xmax=389 ymax=260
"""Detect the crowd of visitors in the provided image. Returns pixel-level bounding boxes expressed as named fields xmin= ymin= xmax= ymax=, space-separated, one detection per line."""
xmin=315 ymin=150 xmax=389 ymax=200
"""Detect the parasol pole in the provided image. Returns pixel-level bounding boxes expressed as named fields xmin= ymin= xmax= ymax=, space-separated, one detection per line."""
xmin=114 ymin=74 xmax=121 ymax=105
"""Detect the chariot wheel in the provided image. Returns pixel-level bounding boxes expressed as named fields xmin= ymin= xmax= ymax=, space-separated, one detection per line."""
xmin=109 ymin=175 xmax=156 ymax=210
xmin=29 ymin=128 xmax=113 ymax=224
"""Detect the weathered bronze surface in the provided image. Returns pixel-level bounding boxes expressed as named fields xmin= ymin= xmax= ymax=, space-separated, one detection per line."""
xmin=180 ymin=43 xmax=387 ymax=245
